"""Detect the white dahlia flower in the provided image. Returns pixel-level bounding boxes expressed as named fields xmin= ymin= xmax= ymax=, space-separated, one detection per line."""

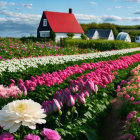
xmin=0 ymin=99 xmax=46 ymax=133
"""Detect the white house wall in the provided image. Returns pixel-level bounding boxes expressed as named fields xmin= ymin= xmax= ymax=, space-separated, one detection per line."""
xmin=92 ymin=31 xmax=99 ymax=39
xmin=55 ymin=33 xmax=81 ymax=42
xmin=108 ymin=30 xmax=115 ymax=40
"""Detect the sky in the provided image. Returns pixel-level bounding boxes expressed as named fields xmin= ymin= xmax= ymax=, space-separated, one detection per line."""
xmin=0 ymin=0 xmax=140 ymax=37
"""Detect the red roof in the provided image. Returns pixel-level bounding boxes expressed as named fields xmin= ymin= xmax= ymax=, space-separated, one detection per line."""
xmin=44 ymin=11 xmax=84 ymax=33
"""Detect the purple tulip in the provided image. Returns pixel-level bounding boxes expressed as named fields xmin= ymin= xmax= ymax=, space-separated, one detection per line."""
xmin=66 ymin=94 xmax=75 ymax=107
xmin=54 ymin=91 xmax=64 ymax=103
xmin=52 ymin=99 xmax=61 ymax=112
xmin=85 ymin=80 xmax=95 ymax=93
xmin=136 ymin=117 xmax=140 ymax=124
xmin=106 ymin=74 xmax=112 ymax=83
xmin=69 ymin=84 xmax=79 ymax=93
xmin=18 ymin=79 xmax=24 ymax=84
xmin=94 ymin=85 xmax=98 ymax=93
xmin=18 ymin=83 xmax=27 ymax=96
xmin=42 ymin=101 xmax=53 ymax=114
xmin=77 ymin=92 xmax=86 ymax=104
xmin=30 ymin=76 xmax=37 ymax=82
xmin=10 ymin=79 xmax=15 ymax=83
xmin=83 ymin=76 xmax=88 ymax=82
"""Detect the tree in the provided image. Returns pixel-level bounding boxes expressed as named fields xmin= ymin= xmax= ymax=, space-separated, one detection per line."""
xmin=50 ymin=31 xmax=56 ymax=41
xmin=67 ymin=33 xmax=74 ymax=38
xmin=81 ymin=33 xmax=88 ymax=40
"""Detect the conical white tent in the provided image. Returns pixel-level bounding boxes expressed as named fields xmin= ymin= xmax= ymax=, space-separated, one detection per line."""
xmin=116 ymin=32 xmax=131 ymax=42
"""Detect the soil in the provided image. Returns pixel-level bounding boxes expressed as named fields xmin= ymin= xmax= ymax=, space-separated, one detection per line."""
xmin=100 ymin=98 xmax=123 ymax=140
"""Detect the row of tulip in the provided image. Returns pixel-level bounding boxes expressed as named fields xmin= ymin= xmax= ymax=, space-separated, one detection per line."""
xmin=2 ymin=53 xmax=140 ymax=99
xmin=0 ymin=48 xmax=140 ymax=75
xmin=42 ymin=53 xmax=140 ymax=115
xmin=0 ymin=56 xmax=140 ymax=139
xmin=117 ymin=65 xmax=140 ymax=140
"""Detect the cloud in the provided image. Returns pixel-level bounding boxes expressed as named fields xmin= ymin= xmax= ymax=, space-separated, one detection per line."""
xmin=0 ymin=10 xmax=41 ymax=25
xmin=8 ymin=2 xmax=15 ymax=6
xmin=75 ymin=13 xmax=140 ymax=22
xmin=115 ymin=6 xmax=123 ymax=8
xmin=125 ymin=0 xmax=140 ymax=3
xmin=134 ymin=11 xmax=140 ymax=14
xmin=102 ymin=15 xmax=122 ymax=21
xmin=75 ymin=14 xmax=101 ymax=22
xmin=0 ymin=1 xmax=15 ymax=9
xmin=0 ymin=10 xmax=40 ymax=37
xmin=0 ymin=17 xmax=7 ymax=22
xmin=1 ymin=10 xmax=140 ymax=37
xmin=126 ymin=6 xmax=133 ymax=8
xmin=21 ymin=3 xmax=32 ymax=9
xmin=107 ymin=8 xmax=112 ymax=11
xmin=0 ymin=10 xmax=41 ymax=37
xmin=0 ymin=21 xmax=37 ymax=37
xmin=0 ymin=1 xmax=7 ymax=9
xmin=89 ymin=1 xmax=96 ymax=5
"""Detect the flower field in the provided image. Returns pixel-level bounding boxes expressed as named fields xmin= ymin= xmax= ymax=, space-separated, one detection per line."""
xmin=117 ymin=64 xmax=140 ymax=140
xmin=1 ymin=39 xmax=140 ymax=140
xmin=0 ymin=38 xmax=97 ymax=61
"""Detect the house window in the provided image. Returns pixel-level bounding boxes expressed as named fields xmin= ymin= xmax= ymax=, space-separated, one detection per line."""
xmin=43 ymin=19 xmax=47 ymax=26
xmin=40 ymin=31 xmax=50 ymax=37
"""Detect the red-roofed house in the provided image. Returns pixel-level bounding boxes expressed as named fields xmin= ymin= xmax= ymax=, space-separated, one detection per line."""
xmin=37 ymin=9 xmax=84 ymax=42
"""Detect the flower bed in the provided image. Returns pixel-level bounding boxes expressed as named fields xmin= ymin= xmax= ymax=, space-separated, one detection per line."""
xmin=0 ymin=52 xmax=140 ymax=99
xmin=117 ymin=65 xmax=140 ymax=140
xmin=0 ymin=51 xmax=140 ymax=139
xmin=0 ymin=48 xmax=140 ymax=75
xmin=0 ymin=38 xmax=97 ymax=61
xmin=1 ymin=49 xmax=140 ymax=89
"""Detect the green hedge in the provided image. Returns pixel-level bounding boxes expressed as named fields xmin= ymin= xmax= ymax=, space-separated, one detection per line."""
xmin=63 ymin=39 xmax=140 ymax=51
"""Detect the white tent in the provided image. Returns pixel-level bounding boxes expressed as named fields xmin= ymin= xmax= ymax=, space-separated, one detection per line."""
xmin=116 ymin=32 xmax=131 ymax=42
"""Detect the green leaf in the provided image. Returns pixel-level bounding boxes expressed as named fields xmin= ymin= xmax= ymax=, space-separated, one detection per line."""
xmin=85 ymin=129 xmax=98 ymax=140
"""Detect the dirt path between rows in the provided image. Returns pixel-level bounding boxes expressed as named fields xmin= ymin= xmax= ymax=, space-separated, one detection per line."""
xmin=100 ymin=98 xmax=123 ymax=140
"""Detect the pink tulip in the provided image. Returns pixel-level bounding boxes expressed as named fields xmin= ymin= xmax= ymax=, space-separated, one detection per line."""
xmin=10 ymin=79 xmax=15 ymax=83
xmin=125 ymin=94 xmax=130 ymax=100
xmin=117 ymin=92 xmax=123 ymax=97
xmin=106 ymin=74 xmax=112 ymax=83
xmin=94 ymin=85 xmax=98 ymax=93
xmin=130 ymin=97 xmax=135 ymax=101
xmin=18 ymin=79 xmax=24 ymax=84
xmin=41 ymin=128 xmax=61 ymax=140
xmin=122 ymin=134 xmax=135 ymax=140
xmin=126 ymin=113 xmax=134 ymax=121
xmin=84 ymin=91 xmax=89 ymax=98
xmin=136 ymin=117 xmax=140 ymax=124
xmin=0 ymin=133 xmax=14 ymax=140
xmin=23 ymin=134 xmax=40 ymax=140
